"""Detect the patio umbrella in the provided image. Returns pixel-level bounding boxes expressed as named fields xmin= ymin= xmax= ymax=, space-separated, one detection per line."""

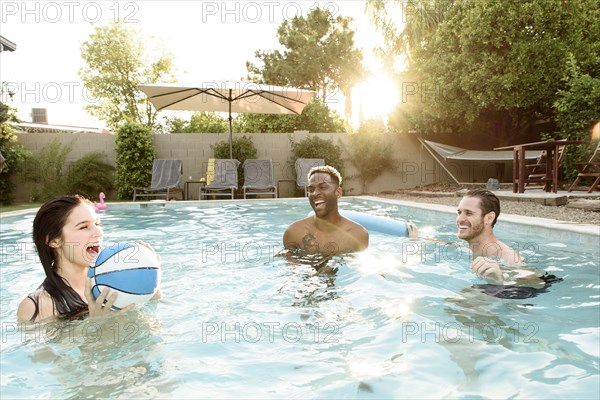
xmin=138 ymin=81 xmax=315 ymax=158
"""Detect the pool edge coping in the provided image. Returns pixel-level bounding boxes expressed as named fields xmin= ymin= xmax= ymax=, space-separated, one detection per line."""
xmin=2 ymin=196 xmax=598 ymax=238
xmin=362 ymin=196 xmax=600 ymax=237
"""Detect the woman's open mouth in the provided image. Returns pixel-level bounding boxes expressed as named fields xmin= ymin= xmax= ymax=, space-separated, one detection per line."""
xmin=86 ymin=244 xmax=101 ymax=259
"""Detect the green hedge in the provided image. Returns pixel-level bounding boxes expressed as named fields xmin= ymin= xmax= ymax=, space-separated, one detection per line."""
xmin=115 ymin=122 xmax=155 ymax=199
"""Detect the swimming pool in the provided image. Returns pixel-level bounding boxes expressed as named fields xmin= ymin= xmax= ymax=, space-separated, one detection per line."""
xmin=1 ymin=197 xmax=599 ymax=398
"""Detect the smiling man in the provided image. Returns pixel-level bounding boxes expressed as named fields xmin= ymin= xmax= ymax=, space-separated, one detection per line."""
xmin=283 ymin=165 xmax=369 ymax=259
xmin=456 ymin=189 xmax=526 ymax=284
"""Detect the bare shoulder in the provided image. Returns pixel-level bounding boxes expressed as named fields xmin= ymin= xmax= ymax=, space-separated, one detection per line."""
xmin=17 ymin=296 xmax=36 ymax=323
xmin=283 ymin=217 xmax=313 ymax=247
xmin=499 ymin=241 xmax=525 ymax=265
xmin=284 ymin=217 xmax=312 ymax=235
xmin=17 ymin=291 xmax=54 ymax=323
xmin=343 ymin=217 xmax=368 ymax=234
xmin=342 ymin=217 xmax=369 ymax=250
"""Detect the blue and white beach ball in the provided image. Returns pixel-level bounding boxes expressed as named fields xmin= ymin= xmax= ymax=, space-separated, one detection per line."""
xmin=88 ymin=242 xmax=161 ymax=310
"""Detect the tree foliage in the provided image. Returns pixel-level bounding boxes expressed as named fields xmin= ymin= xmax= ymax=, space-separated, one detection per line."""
xmin=211 ymin=135 xmax=257 ymax=162
xmin=80 ymin=22 xmax=174 ymax=130
xmin=247 ymin=7 xmax=364 ymax=108
xmin=235 ymin=99 xmax=346 ymax=133
xmin=24 ymin=139 xmax=114 ymax=202
xmin=114 ymin=122 xmax=155 ymax=199
xmin=289 ymin=135 xmax=344 ymax=178
xmin=66 ymin=152 xmax=115 ymax=200
xmin=211 ymin=136 xmax=258 ymax=188
xmin=345 ymin=119 xmax=398 ymax=193
xmin=166 ymin=112 xmax=228 ymax=133
xmin=0 ymin=87 xmax=30 ymax=205
xmin=367 ymin=0 xmax=600 ymax=146
xmin=24 ymin=138 xmax=73 ymax=202
xmin=553 ymin=55 xmax=600 ymax=181
xmin=167 ymin=100 xmax=347 ymax=135
xmin=170 ymin=8 xmax=359 ymax=136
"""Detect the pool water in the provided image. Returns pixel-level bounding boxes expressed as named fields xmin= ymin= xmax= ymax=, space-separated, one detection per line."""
xmin=1 ymin=198 xmax=599 ymax=398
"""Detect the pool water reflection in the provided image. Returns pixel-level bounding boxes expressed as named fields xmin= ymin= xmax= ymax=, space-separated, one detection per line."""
xmin=1 ymin=198 xmax=598 ymax=398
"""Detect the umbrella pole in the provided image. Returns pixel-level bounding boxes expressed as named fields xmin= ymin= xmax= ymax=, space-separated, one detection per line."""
xmin=228 ymin=91 xmax=233 ymax=159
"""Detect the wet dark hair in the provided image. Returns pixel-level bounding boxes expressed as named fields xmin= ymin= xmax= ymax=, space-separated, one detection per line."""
xmin=465 ymin=189 xmax=500 ymax=227
xmin=31 ymin=195 xmax=92 ymax=320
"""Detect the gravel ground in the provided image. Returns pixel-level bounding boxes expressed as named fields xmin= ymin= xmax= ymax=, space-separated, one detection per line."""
xmin=375 ymin=190 xmax=600 ymax=226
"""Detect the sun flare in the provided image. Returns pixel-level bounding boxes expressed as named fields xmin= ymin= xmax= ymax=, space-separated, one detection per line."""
xmin=351 ymin=74 xmax=400 ymax=127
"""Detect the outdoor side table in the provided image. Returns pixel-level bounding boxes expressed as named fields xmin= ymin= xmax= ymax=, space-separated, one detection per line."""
xmin=277 ymin=179 xmax=296 ymax=197
xmin=184 ymin=180 xmax=205 ymax=200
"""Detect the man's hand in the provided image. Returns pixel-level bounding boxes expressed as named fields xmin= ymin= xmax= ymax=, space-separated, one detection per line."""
xmin=470 ymin=256 xmax=504 ymax=284
xmin=406 ymin=222 xmax=419 ymax=238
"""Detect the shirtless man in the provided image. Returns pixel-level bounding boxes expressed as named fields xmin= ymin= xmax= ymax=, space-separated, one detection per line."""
xmin=456 ymin=189 xmax=526 ymax=284
xmin=283 ymin=165 xmax=369 ymax=260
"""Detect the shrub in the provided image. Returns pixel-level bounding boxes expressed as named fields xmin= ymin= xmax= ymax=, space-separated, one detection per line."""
xmin=345 ymin=119 xmax=399 ymax=193
xmin=0 ymin=96 xmax=30 ymax=205
xmin=288 ymin=134 xmax=345 ymax=196
xmin=24 ymin=138 xmax=115 ymax=203
xmin=289 ymin=134 xmax=344 ymax=176
xmin=115 ymin=122 xmax=155 ymax=199
xmin=0 ymin=140 xmax=30 ymax=205
xmin=24 ymin=138 xmax=73 ymax=202
xmin=211 ymin=135 xmax=258 ymax=187
xmin=65 ymin=151 xmax=115 ymax=200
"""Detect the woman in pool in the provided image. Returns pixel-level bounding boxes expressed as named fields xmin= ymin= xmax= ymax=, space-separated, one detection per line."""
xmin=17 ymin=195 xmax=159 ymax=323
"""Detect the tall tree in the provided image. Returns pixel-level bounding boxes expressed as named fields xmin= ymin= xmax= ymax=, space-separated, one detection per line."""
xmin=247 ymin=7 xmax=364 ymax=119
xmin=80 ymin=22 xmax=174 ymax=130
xmin=367 ymin=0 xmax=600 ymax=146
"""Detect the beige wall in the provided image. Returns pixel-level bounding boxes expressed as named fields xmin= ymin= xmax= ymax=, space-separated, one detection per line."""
xmin=13 ymin=130 xmax=504 ymax=202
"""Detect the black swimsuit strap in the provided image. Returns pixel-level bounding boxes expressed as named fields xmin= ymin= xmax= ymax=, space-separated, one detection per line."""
xmin=26 ymin=294 xmax=40 ymax=322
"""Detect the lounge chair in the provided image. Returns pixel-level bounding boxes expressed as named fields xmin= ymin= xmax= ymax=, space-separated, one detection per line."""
xmin=133 ymin=159 xmax=184 ymax=201
xmin=199 ymin=159 xmax=240 ymax=199
xmin=568 ymin=141 xmax=600 ymax=193
xmin=295 ymin=158 xmax=325 ymax=196
xmin=242 ymin=159 xmax=277 ymax=199
xmin=524 ymin=145 xmax=567 ymax=191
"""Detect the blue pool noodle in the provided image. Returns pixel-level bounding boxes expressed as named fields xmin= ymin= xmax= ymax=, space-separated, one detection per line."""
xmin=309 ymin=210 xmax=410 ymax=236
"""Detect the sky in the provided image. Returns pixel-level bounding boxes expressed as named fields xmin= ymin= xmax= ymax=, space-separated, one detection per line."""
xmin=0 ymin=0 xmax=393 ymax=129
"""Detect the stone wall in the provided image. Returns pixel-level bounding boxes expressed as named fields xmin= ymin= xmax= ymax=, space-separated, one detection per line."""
xmin=13 ymin=130 xmax=505 ymax=202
